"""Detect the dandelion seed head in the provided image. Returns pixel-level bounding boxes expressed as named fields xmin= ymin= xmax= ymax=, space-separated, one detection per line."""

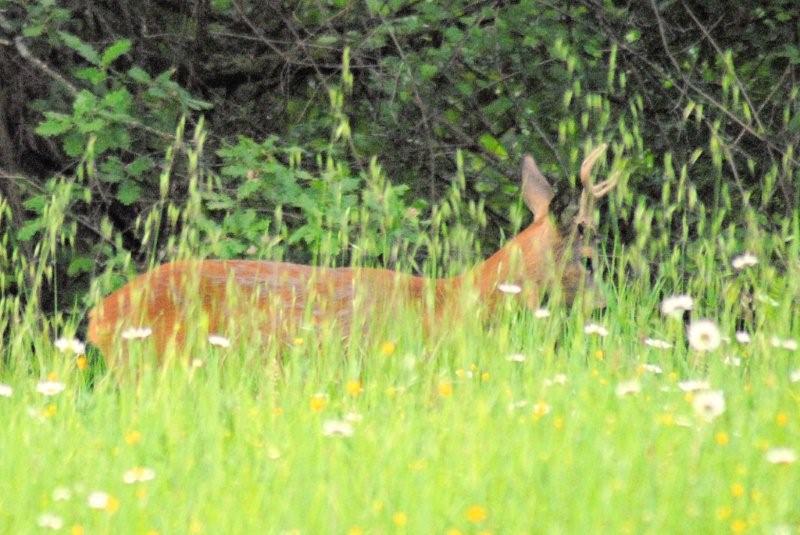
xmin=687 ymin=319 xmax=722 ymax=352
xmin=692 ymin=390 xmax=726 ymax=422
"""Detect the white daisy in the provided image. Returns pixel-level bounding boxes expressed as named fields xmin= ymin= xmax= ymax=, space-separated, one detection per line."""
xmin=641 ymin=363 xmax=664 ymax=374
xmin=121 ymin=326 xmax=153 ymax=340
xmin=584 ymin=323 xmax=609 ymax=337
xmin=661 ymin=294 xmax=694 ymax=317
xmin=765 ymin=447 xmax=797 ymax=465
xmin=644 ymin=338 xmax=672 ymax=349
xmin=731 ymin=253 xmax=758 ymax=270
xmin=692 ymin=390 xmax=726 ymax=422
xmin=87 ymin=491 xmax=111 ymax=509
xmin=497 ymin=282 xmax=522 ymax=295
xmin=543 ymin=374 xmax=568 ymax=387
xmin=507 ymin=400 xmax=529 ymax=412
xmin=722 ymin=355 xmax=742 ymax=367
xmin=322 ymin=419 xmax=354 ymax=437
xmin=37 ymin=513 xmax=64 ymax=530
xmin=531 ymin=401 xmax=551 ymax=417
xmin=36 ymin=381 xmax=66 ymax=397
xmin=770 ymin=337 xmax=798 ymax=351
xmin=123 ymin=467 xmax=156 ymax=484
xmin=52 ymin=487 xmax=72 ymax=501
xmin=344 ymin=411 xmax=363 ymax=423
xmin=687 ymin=319 xmax=722 ymax=351
xmin=735 ymin=331 xmax=751 ymax=344
xmin=506 ymin=353 xmax=527 ymax=363
xmin=208 ymin=334 xmax=231 ymax=348
xmin=678 ymin=379 xmax=711 ymax=392
xmin=0 ymin=384 xmax=12 ymax=397
xmin=54 ymin=337 xmax=86 ymax=355
xmin=615 ymin=380 xmax=641 ymax=397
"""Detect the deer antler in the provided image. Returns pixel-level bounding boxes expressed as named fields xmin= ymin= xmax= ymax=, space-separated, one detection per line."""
xmin=576 ymin=144 xmax=618 ymax=230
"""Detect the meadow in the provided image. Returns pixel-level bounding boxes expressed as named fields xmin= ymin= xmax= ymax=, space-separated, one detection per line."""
xmin=0 ymin=187 xmax=799 ymax=535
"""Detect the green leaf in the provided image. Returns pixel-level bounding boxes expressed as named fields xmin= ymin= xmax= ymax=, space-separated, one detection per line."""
xmin=127 ymin=67 xmax=152 ymax=84
xmin=126 ymin=156 xmax=154 ymax=177
xmin=100 ymin=39 xmax=132 ymax=67
xmin=625 ymin=30 xmax=641 ymax=43
xmin=58 ymin=31 xmax=101 ymax=65
xmin=478 ymin=133 xmax=508 ymax=160
xmin=75 ymin=67 xmax=106 ymax=85
xmin=18 ymin=219 xmax=44 ymax=241
xmin=63 ymin=132 xmax=86 ymax=157
xmin=22 ymin=24 xmax=44 ymax=38
xmin=35 ymin=113 xmax=73 ymax=136
xmin=102 ymin=88 xmax=133 ymax=113
xmin=67 ymin=256 xmax=94 ymax=276
xmin=73 ymin=90 xmax=98 ymax=116
xmin=419 ymin=64 xmax=438 ymax=80
xmin=76 ymin=118 xmax=106 ymax=133
xmin=116 ymin=180 xmax=141 ymax=205
xmin=237 ymin=179 xmax=263 ymax=200
xmin=99 ymin=158 xmax=125 ymax=183
xmin=23 ymin=195 xmax=46 ymax=212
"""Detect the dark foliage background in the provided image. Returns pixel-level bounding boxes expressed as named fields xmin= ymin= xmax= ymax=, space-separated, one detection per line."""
xmin=0 ymin=0 xmax=798 ymax=315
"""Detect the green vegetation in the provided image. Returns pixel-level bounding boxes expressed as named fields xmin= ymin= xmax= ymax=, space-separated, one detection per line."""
xmin=0 ymin=1 xmax=799 ymax=533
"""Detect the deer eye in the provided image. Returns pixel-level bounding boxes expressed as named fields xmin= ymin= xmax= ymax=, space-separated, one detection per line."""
xmin=583 ymin=256 xmax=594 ymax=273
xmin=576 ymin=222 xmax=587 ymax=237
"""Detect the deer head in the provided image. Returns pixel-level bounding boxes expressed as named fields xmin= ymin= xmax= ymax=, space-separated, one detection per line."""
xmin=478 ymin=144 xmax=618 ymax=311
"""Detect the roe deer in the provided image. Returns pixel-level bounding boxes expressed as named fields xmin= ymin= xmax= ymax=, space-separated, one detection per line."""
xmin=87 ymin=145 xmax=618 ymax=362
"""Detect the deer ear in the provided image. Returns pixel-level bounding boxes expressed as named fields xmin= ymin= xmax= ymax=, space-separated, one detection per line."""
xmin=521 ymin=154 xmax=554 ymax=223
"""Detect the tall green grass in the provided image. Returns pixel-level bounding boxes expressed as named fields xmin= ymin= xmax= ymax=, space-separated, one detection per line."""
xmin=0 ymin=134 xmax=798 ymax=534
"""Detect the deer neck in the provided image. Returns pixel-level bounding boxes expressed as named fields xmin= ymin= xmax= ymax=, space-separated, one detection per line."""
xmin=466 ymin=218 xmax=560 ymax=310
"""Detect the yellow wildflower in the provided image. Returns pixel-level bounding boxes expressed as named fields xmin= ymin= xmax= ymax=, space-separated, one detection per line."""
xmin=465 ymin=504 xmax=488 ymax=523
xmin=380 ymin=341 xmax=396 ymax=356
xmin=392 ymin=512 xmax=407 ymax=527
xmin=437 ymin=381 xmax=453 ymax=398
xmin=310 ymin=393 xmax=327 ymax=412
xmin=346 ymin=379 xmax=363 ymax=397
